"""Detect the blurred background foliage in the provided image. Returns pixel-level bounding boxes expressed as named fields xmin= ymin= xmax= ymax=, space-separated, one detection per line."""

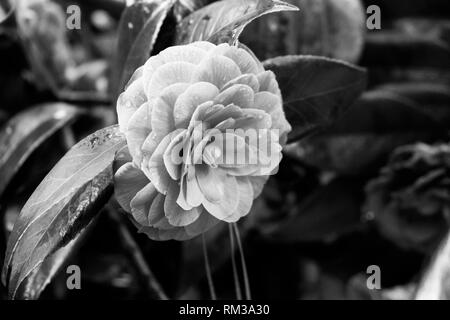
xmin=0 ymin=0 xmax=449 ymax=300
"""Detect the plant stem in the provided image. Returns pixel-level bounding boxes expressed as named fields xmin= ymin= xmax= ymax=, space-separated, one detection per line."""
xmin=233 ymin=223 xmax=251 ymax=300
xmin=202 ymin=234 xmax=217 ymax=300
xmin=229 ymin=224 xmax=242 ymax=300
xmin=109 ymin=210 xmax=168 ymax=300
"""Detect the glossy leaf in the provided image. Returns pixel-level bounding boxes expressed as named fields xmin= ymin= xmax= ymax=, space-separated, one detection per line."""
xmin=286 ymin=85 xmax=450 ymax=175
xmin=263 ymin=55 xmax=367 ymax=141
xmin=113 ymin=0 xmax=176 ymax=97
xmin=2 ymin=125 xmax=126 ymax=299
xmin=175 ymin=0 xmax=298 ymax=45
xmin=241 ymin=0 xmax=365 ymax=63
xmin=13 ymin=229 xmax=88 ymax=299
xmin=259 ymin=179 xmax=364 ymax=242
xmin=0 ymin=103 xmax=82 ymax=199
xmin=15 ymin=0 xmax=74 ymax=92
xmin=173 ymin=0 xmax=209 ymax=23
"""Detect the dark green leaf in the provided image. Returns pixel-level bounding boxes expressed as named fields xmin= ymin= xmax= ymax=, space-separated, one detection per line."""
xmin=13 ymin=228 xmax=88 ymax=300
xmin=367 ymin=0 xmax=450 ymax=20
xmin=286 ymin=85 xmax=450 ymax=175
xmin=2 ymin=125 xmax=126 ymax=299
xmin=375 ymin=83 xmax=450 ymax=124
xmin=263 ymin=55 xmax=367 ymax=141
xmin=113 ymin=0 xmax=176 ymax=97
xmin=15 ymin=0 xmax=74 ymax=92
xmin=0 ymin=103 xmax=82 ymax=199
xmin=259 ymin=179 xmax=364 ymax=242
xmin=173 ymin=0 xmax=209 ymax=23
xmin=241 ymin=0 xmax=365 ymax=63
xmin=362 ymin=31 xmax=450 ymax=69
xmin=175 ymin=0 xmax=298 ymax=45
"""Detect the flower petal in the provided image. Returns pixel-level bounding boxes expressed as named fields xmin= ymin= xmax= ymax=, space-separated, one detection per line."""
xmin=146 ymin=61 xmax=196 ymax=98
xmin=214 ymin=84 xmax=254 ymax=109
xmin=223 ymin=47 xmax=260 ymax=74
xmin=184 ymin=165 xmax=204 ymax=207
xmin=173 ymin=82 xmax=219 ymax=128
xmin=176 ymin=161 xmax=204 ymax=210
xmin=139 ymin=210 xmax=219 ymax=241
xmin=158 ymin=45 xmax=207 ymax=65
xmin=199 ymin=170 xmax=239 ymax=220
xmin=184 ymin=211 xmax=220 ymax=237
xmin=164 ymin=181 xmax=201 ymax=227
xmin=114 ymin=162 xmax=149 ymax=212
xmin=196 ymin=165 xmax=227 ymax=203
xmin=151 ymin=97 xmax=175 ymax=138
xmin=191 ymin=41 xmax=216 ymax=51
xmin=159 ymin=82 xmax=190 ymax=109
xmin=130 ymin=183 xmax=158 ymax=225
xmin=193 ymin=55 xmax=241 ymax=89
xmin=231 ymin=108 xmax=272 ymax=130
xmin=114 ymin=145 xmax=133 ymax=173
xmin=148 ymin=194 xmax=168 ymax=227
xmin=253 ymin=91 xmax=279 ymax=113
xmin=253 ymin=91 xmax=291 ymax=143
xmin=223 ymin=74 xmax=259 ymax=92
xmin=249 ymin=176 xmax=268 ymax=198
xmin=126 ymin=101 xmax=152 ymax=165
xmin=125 ymin=65 xmax=144 ymax=90
xmin=138 ymin=225 xmax=192 ymax=241
xmin=117 ymin=77 xmax=146 ymax=132
xmin=142 ymin=131 xmax=179 ymax=194
xmin=202 ymin=104 xmax=244 ymax=127
xmin=222 ymin=177 xmax=253 ymax=222
xmin=142 ymin=56 xmax=164 ymax=93
xmin=257 ymin=70 xmax=281 ymax=95
xmin=163 ymin=129 xmax=187 ymax=180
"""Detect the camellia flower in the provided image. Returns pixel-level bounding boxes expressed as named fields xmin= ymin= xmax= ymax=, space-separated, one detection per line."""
xmin=365 ymin=143 xmax=450 ymax=252
xmin=114 ymin=41 xmax=291 ymax=241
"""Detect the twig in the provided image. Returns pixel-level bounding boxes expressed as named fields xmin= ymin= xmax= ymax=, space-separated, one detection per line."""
xmin=109 ymin=210 xmax=168 ymax=300
xmin=202 ymin=234 xmax=217 ymax=300
xmin=233 ymin=223 xmax=251 ymax=300
xmin=229 ymin=224 xmax=242 ymax=300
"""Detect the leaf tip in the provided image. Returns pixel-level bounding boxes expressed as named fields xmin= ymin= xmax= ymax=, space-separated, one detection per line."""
xmin=272 ymin=0 xmax=299 ymax=12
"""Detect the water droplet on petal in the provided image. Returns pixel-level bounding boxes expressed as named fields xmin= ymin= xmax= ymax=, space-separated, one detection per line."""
xmin=213 ymin=147 xmax=222 ymax=159
xmin=124 ymin=100 xmax=133 ymax=109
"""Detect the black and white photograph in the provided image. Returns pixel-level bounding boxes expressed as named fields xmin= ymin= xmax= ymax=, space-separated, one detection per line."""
xmin=0 ymin=0 xmax=450 ymax=309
